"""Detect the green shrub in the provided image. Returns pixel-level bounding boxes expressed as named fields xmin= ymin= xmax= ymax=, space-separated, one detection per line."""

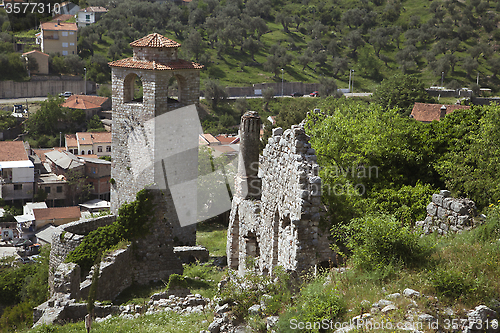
xmin=430 ymin=268 xmax=475 ymax=299
xmin=66 ymin=189 xmax=154 ymax=273
xmin=476 ymin=202 xmax=500 ymax=242
xmin=167 ymin=274 xmax=188 ymax=290
xmin=333 ymin=214 xmax=433 ymax=271
xmin=277 ymin=278 xmax=346 ymax=333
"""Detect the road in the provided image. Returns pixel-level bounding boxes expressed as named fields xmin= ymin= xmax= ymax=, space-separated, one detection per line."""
xmin=0 ymin=97 xmax=48 ymax=105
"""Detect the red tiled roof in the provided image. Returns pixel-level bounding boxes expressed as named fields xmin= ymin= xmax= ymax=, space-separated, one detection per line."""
xmin=41 ymin=21 xmax=78 ymax=31
xmin=77 ymin=132 xmax=93 ymax=145
xmin=22 ymin=50 xmax=49 ymax=57
xmin=215 ymin=135 xmax=239 ymax=145
xmin=64 ymin=134 xmax=77 ymax=148
xmin=410 ymin=103 xmax=471 ymax=122
xmin=33 ymin=206 xmax=80 ymax=220
xmin=0 ymin=141 xmax=28 ymax=162
xmin=63 ymin=95 xmax=109 ymax=107
xmin=108 ymin=58 xmax=203 ymax=70
xmin=90 ymin=132 xmax=111 ymax=143
xmin=62 ymin=97 xmax=101 ymax=110
xmin=130 ymin=33 xmax=181 ymax=48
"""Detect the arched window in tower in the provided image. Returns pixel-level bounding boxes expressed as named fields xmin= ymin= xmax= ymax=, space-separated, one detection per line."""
xmin=167 ymin=75 xmax=180 ymax=104
xmin=123 ymin=73 xmax=144 ymax=103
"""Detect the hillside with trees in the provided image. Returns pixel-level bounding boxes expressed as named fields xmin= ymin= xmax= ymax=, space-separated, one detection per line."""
xmin=71 ymin=0 xmax=500 ymax=92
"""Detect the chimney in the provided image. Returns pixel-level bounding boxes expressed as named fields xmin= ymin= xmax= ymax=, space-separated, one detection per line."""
xmin=440 ymin=105 xmax=447 ymax=119
xmin=235 ymin=111 xmax=262 ymax=199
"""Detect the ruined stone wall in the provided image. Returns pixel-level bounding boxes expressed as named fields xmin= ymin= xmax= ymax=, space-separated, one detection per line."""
xmin=49 ymin=215 xmax=116 ymax=293
xmin=416 ymin=190 xmax=476 ymax=235
xmin=227 ymin=119 xmax=336 ymax=275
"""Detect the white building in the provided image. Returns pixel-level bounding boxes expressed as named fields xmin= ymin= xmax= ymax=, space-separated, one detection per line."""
xmin=76 ymin=6 xmax=108 ymax=28
xmin=0 ymin=142 xmax=34 ymax=204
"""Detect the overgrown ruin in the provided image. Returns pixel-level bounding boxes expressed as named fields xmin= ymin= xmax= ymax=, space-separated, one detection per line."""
xmin=227 ymin=112 xmax=335 ymax=275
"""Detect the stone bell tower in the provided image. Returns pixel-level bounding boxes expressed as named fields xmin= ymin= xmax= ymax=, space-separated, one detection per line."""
xmin=109 ymin=33 xmax=203 ymax=246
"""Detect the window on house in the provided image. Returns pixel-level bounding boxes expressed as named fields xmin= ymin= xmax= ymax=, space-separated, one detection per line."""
xmin=106 ymin=146 xmax=111 ymax=152
xmin=81 ymin=150 xmax=85 ymax=155
xmin=56 ymin=186 xmax=63 ymax=193
xmin=44 ymin=187 xmax=50 ymax=194
xmin=70 ymin=43 xmax=74 ymax=46
xmin=86 ymin=14 xmax=90 ymax=21
xmin=62 ymin=51 xmax=68 ymax=56
xmin=62 ymin=42 xmax=68 ymax=48
xmin=62 ymin=31 xmax=68 ymax=37
xmin=91 ymin=167 xmax=97 ymax=174
xmin=69 ymin=32 xmax=74 ymax=35
xmin=13 ymin=184 xmax=22 ymax=190
xmin=87 ymin=150 xmax=91 ymax=155
xmin=97 ymin=146 xmax=102 ymax=152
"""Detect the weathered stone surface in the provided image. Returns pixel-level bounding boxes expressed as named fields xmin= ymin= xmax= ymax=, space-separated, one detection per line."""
xmin=227 ymin=116 xmax=335 ymax=275
xmin=173 ymin=246 xmax=210 ymax=263
xmin=403 ymin=288 xmax=421 ymax=298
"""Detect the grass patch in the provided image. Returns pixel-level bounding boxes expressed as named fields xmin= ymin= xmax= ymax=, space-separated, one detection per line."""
xmin=196 ymin=220 xmax=227 ymax=257
xmin=28 ymin=311 xmax=212 ymax=333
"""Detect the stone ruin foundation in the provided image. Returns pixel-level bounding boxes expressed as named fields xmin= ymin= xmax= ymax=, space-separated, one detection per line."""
xmin=227 ymin=112 xmax=336 ymax=275
xmin=416 ymin=190 xmax=477 ymax=235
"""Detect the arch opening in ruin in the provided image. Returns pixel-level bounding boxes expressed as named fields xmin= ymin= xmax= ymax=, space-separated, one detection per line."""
xmin=123 ymin=73 xmax=144 ymax=103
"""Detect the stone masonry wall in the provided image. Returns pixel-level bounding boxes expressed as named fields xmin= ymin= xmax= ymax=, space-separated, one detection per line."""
xmin=227 ymin=118 xmax=336 ymax=275
xmin=49 ymin=215 xmax=116 ymax=294
xmin=110 ymin=67 xmax=197 ymax=246
xmin=416 ymin=190 xmax=477 ymax=235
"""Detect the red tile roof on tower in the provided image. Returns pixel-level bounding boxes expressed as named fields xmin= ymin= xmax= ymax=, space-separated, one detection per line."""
xmin=90 ymin=132 xmax=111 ymax=143
xmin=0 ymin=141 xmax=28 ymax=162
xmin=108 ymin=58 xmax=203 ymax=70
xmin=130 ymin=33 xmax=181 ymax=48
xmin=410 ymin=103 xmax=471 ymax=122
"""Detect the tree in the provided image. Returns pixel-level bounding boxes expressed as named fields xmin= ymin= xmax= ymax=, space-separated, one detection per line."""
xmin=87 ymin=115 xmax=105 ymax=132
xmin=275 ymin=12 xmax=292 ymax=33
xmin=204 ymin=79 xmax=227 ymax=109
xmin=27 ymin=95 xmax=65 ymax=136
xmin=462 ymin=56 xmax=479 ymax=79
xmin=372 ymin=74 xmax=435 ymax=116
xmin=184 ymin=29 xmax=205 ymax=61
xmin=67 ymin=170 xmax=93 ymax=205
xmin=262 ymin=87 xmax=274 ymax=111
xmin=318 ymin=77 xmax=338 ymax=97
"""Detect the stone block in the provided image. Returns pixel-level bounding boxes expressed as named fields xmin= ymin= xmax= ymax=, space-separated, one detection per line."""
xmin=440 ymin=190 xmax=451 ymax=197
xmin=432 ymin=194 xmax=444 ymax=206
xmin=450 ymin=201 xmax=468 ymax=215
xmin=426 ymin=203 xmax=437 ymax=216
xmin=443 ymin=197 xmax=453 ymax=210
xmin=173 ymin=246 xmax=210 ymax=264
xmin=436 ymin=207 xmax=448 ymax=219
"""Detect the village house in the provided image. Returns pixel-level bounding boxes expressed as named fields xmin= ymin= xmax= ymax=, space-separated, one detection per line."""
xmin=80 ymin=156 xmax=111 ymax=201
xmin=37 ymin=173 xmax=68 ymax=207
xmin=410 ymin=103 xmax=471 ymax=123
xmin=65 ymin=132 xmax=111 ymax=157
xmin=16 ymin=205 xmax=80 ymax=240
xmin=61 ymin=95 xmax=111 ymax=120
xmin=38 ymin=20 xmax=77 ymax=56
xmin=21 ymin=50 xmax=49 ymax=75
xmin=0 ymin=141 xmax=34 ymax=205
xmin=76 ymin=6 xmax=108 ymax=28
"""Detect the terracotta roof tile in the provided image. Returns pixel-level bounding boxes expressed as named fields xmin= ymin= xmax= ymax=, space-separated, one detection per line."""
xmin=33 ymin=206 xmax=80 ymax=220
xmin=215 ymin=135 xmax=239 ymax=145
xmin=90 ymin=132 xmax=111 ymax=143
xmin=62 ymin=97 xmax=101 ymax=110
xmin=130 ymin=33 xmax=181 ymax=48
xmin=22 ymin=50 xmax=49 ymax=57
xmin=64 ymin=134 xmax=77 ymax=148
xmin=410 ymin=103 xmax=471 ymax=122
xmin=109 ymin=58 xmax=203 ymax=70
xmin=41 ymin=22 xmax=78 ymax=31
xmin=64 ymin=95 xmax=109 ymax=107
xmin=0 ymin=141 xmax=28 ymax=162
xmin=77 ymin=132 xmax=93 ymax=145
